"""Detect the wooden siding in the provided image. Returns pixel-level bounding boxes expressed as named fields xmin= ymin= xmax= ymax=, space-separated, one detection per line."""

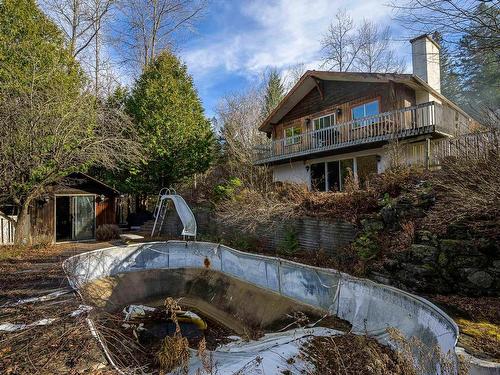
xmin=29 ymin=175 xmax=118 ymax=242
xmin=96 ymin=198 xmax=116 ymax=226
xmin=273 ymin=81 xmax=416 ymax=141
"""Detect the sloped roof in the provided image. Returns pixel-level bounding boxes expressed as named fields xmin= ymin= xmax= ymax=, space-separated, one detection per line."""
xmin=54 ymin=172 xmax=120 ymax=196
xmin=258 ymin=70 xmax=470 ymax=133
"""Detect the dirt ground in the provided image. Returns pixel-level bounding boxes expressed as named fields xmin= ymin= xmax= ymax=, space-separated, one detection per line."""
xmin=0 ymin=239 xmax=498 ymax=374
xmin=0 ymin=241 xmax=122 ymax=374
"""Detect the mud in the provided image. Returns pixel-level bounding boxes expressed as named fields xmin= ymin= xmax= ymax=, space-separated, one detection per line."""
xmin=81 ymin=268 xmax=350 ymax=335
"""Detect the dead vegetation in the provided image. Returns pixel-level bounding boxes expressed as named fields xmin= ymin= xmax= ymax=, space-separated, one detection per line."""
xmin=301 ymin=333 xmax=407 ymax=375
xmin=96 ymin=224 xmax=121 ymax=241
xmin=156 ymin=298 xmax=191 ymax=374
xmin=300 ymin=329 xmax=469 ymax=375
xmin=430 ymin=295 xmax=500 ymax=362
xmin=214 ymin=166 xmax=426 ymax=232
xmin=424 ymin=150 xmax=500 ymax=239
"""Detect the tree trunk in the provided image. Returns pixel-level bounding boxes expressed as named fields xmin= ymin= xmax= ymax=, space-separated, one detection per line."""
xmin=14 ymin=202 xmax=32 ymax=246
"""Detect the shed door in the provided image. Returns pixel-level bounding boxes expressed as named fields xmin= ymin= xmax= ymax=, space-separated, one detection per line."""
xmin=56 ymin=195 xmax=95 ymax=242
xmin=72 ymin=196 xmax=95 ymax=241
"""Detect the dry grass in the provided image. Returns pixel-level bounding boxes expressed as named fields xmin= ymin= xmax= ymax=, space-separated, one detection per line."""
xmin=425 ymin=150 xmax=500 ymax=238
xmin=301 ymin=333 xmax=411 ymax=375
xmin=156 ymin=298 xmax=191 ymax=374
xmin=96 ymin=224 xmax=121 ymax=241
xmin=215 ymin=166 xmax=428 ymax=234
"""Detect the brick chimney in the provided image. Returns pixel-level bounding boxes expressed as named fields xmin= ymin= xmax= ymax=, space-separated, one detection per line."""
xmin=410 ymin=34 xmax=441 ymax=93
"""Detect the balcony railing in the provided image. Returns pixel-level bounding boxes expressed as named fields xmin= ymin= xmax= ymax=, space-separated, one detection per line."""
xmin=254 ymin=101 xmax=470 ymax=164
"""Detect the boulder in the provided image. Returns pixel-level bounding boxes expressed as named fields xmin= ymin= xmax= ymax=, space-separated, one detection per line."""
xmin=467 ymin=271 xmax=494 ymax=289
xmin=361 ymin=217 xmax=384 ymax=232
xmin=409 ymin=244 xmax=438 ymax=263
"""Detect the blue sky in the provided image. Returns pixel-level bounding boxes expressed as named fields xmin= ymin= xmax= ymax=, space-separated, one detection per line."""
xmin=177 ymin=0 xmax=412 ymax=118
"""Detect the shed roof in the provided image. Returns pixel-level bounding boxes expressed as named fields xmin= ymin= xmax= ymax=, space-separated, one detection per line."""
xmin=52 ymin=172 xmax=120 ymax=196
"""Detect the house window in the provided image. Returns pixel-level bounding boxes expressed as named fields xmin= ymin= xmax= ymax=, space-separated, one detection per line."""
xmin=284 ymin=126 xmax=302 ymax=145
xmin=351 ymin=99 xmax=380 ymax=127
xmin=311 ymin=158 xmax=355 ymax=192
xmin=313 ymin=113 xmax=336 ymax=130
xmin=311 ymin=163 xmax=326 ymax=191
xmin=312 ymin=156 xmax=378 ymax=192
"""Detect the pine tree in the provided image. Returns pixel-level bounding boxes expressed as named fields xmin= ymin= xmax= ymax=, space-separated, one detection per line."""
xmin=262 ymin=68 xmax=285 ymax=118
xmin=126 ymin=51 xmax=215 ymax=193
xmin=457 ymin=3 xmax=499 ymax=122
xmin=432 ymin=32 xmax=463 ymax=106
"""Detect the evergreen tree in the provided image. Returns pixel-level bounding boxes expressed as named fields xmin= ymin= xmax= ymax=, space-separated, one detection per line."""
xmin=126 ymin=51 xmax=215 ymax=194
xmin=262 ymin=68 xmax=285 ymax=118
xmin=457 ymin=3 xmax=499 ymax=122
xmin=0 ymin=0 xmax=139 ymax=244
xmin=432 ymin=32 xmax=463 ymax=106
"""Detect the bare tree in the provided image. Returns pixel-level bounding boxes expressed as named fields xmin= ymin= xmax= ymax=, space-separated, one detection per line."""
xmin=320 ymin=9 xmax=363 ymax=72
xmin=116 ymin=0 xmax=207 ymax=68
xmin=0 ymin=87 xmax=141 ymax=245
xmin=283 ymin=62 xmax=307 ymax=90
xmin=41 ymin=0 xmax=116 ymax=98
xmin=391 ymin=0 xmax=499 ymax=55
xmin=41 ymin=0 xmax=114 ymax=58
xmin=356 ymin=20 xmax=406 ymax=73
xmin=217 ymin=88 xmax=270 ymax=190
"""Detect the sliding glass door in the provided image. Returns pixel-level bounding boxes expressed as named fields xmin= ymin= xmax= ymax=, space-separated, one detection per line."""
xmin=56 ymin=195 xmax=95 ymax=242
xmin=72 ymin=196 xmax=95 ymax=240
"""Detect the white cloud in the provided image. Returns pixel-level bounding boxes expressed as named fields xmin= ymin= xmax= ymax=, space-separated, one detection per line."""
xmin=182 ymin=0 xmax=397 ymax=80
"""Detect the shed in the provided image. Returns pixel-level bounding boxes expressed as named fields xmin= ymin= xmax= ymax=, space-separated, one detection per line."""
xmin=31 ymin=172 xmax=120 ymax=242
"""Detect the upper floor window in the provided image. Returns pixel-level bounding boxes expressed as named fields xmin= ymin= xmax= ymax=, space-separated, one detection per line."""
xmin=351 ymin=100 xmax=380 ymax=127
xmin=284 ymin=126 xmax=302 ymax=145
xmin=313 ymin=113 xmax=336 ymax=130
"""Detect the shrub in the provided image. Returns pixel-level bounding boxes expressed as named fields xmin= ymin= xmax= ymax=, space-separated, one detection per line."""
xmin=213 ymin=177 xmax=243 ymax=201
xmin=96 ymin=224 xmax=120 ymax=241
xmin=353 ymin=231 xmax=380 ymax=260
xmin=32 ymin=234 xmax=53 ymax=249
xmin=278 ymin=226 xmax=299 ymax=256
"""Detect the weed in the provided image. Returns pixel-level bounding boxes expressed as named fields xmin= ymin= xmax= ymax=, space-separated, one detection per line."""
xmin=156 ymin=298 xmax=190 ymax=374
xmin=278 ymin=226 xmax=299 ymax=256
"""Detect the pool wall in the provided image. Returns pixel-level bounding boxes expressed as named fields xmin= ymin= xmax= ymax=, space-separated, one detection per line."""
xmin=63 ymin=240 xmax=461 ymax=374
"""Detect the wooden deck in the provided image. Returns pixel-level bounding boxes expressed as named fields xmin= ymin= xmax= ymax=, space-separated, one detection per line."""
xmin=254 ymin=101 xmax=469 ymax=165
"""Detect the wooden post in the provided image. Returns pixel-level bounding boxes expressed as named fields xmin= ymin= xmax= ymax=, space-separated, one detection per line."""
xmin=424 ymin=137 xmax=431 ymax=170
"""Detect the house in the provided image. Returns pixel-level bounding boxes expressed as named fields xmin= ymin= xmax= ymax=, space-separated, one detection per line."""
xmin=28 ymin=172 xmax=120 ymax=243
xmin=254 ymin=35 xmax=473 ymax=191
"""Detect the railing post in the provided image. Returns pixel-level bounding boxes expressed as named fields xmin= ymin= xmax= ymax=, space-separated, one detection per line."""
xmin=424 ymin=137 xmax=431 ymax=169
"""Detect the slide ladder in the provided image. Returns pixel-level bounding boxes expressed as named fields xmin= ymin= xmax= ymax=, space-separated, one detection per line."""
xmin=151 ymin=188 xmax=197 ymax=239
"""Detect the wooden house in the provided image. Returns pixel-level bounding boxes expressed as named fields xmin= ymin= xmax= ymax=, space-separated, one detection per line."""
xmin=254 ymin=35 xmax=474 ymax=191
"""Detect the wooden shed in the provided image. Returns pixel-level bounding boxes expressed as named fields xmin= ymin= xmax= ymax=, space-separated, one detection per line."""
xmin=31 ymin=172 xmax=120 ymax=243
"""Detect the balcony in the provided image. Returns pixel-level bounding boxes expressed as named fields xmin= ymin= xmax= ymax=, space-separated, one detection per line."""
xmin=254 ymin=101 xmax=470 ymax=165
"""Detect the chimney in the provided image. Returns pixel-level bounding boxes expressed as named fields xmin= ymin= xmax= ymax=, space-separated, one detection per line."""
xmin=410 ymin=34 xmax=441 ymax=93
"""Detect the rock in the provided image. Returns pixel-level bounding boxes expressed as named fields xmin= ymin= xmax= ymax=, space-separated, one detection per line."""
xmin=493 ymin=260 xmax=500 ymax=268
xmin=380 ymin=206 xmax=398 ymax=229
xmin=440 ymin=239 xmax=471 ymax=255
xmin=450 ymin=255 xmax=485 ymax=269
xmin=467 ymin=271 xmax=493 ymax=289
xmin=416 ymin=230 xmax=437 ymax=246
xmin=409 ymin=244 xmax=438 ymax=263
xmin=438 ymin=252 xmax=448 ymax=267
xmin=382 ymin=258 xmax=399 ymax=271
xmin=361 ymin=218 xmax=384 ymax=232
xmin=369 ymin=271 xmax=392 ymax=285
